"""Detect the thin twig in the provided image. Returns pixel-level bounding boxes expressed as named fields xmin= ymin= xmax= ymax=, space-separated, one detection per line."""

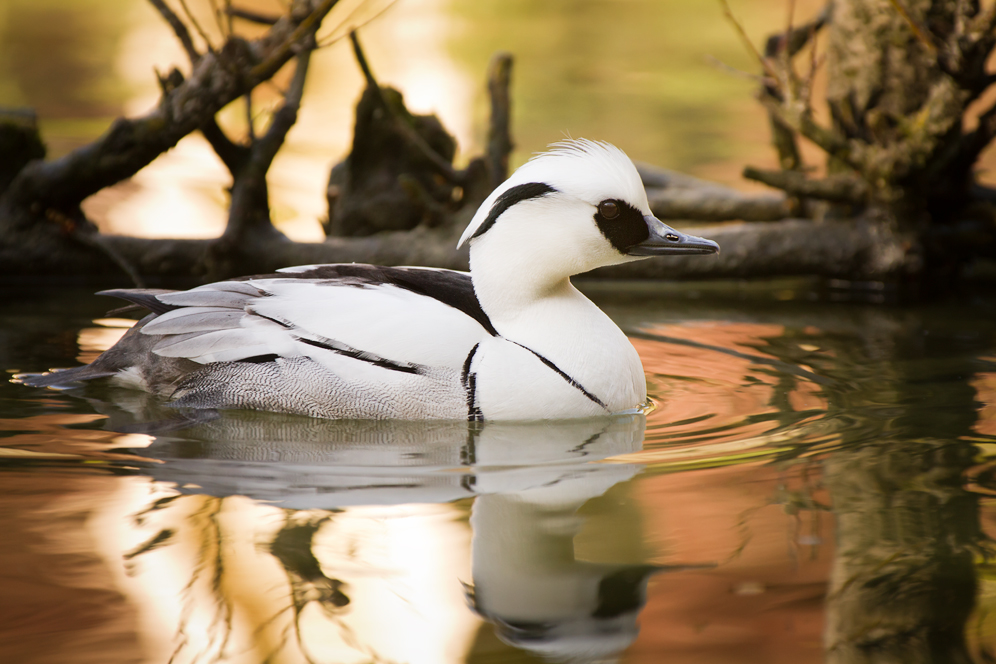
xmin=719 ymin=0 xmax=782 ymax=86
xmin=245 ymin=92 xmax=255 ymax=142
xmin=349 ymin=31 xmax=464 ymax=184
xmin=887 ymin=0 xmax=938 ymax=56
xmin=705 ymin=54 xmax=768 ymax=83
xmin=803 ymin=25 xmax=823 ymax=106
xmin=148 ymin=0 xmax=200 ymax=63
xmin=206 ymin=0 xmax=225 ymax=38
xmin=486 ymin=52 xmax=514 ymax=188
xmin=225 ymin=5 xmax=280 ymax=25
xmin=781 ymin=0 xmax=797 ymax=96
xmin=178 ymin=0 xmax=216 ymax=54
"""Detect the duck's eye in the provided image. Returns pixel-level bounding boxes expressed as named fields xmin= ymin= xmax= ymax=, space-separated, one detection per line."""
xmin=598 ymin=200 xmax=620 ymax=219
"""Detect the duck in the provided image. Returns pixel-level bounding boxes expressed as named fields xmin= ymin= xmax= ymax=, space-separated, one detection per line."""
xmin=19 ymin=139 xmax=719 ymax=420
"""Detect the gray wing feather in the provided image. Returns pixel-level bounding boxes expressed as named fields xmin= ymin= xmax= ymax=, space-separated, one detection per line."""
xmin=157 ymin=290 xmax=256 ymax=309
xmin=142 ymin=308 xmax=245 ymax=334
xmin=152 ymin=328 xmax=268 ymax=360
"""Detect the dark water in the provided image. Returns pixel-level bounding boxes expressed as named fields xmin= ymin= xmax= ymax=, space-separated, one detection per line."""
xmin=2 ymin=284 xmax=995 ymax=664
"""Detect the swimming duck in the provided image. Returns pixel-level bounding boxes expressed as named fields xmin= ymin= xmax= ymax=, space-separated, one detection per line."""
xmin=21 ymin=139 xmax=718 ymax=420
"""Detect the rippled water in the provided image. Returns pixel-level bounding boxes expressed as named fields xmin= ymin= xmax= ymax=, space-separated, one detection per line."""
xmin=2 ymin=284 xmax=995 ymax=663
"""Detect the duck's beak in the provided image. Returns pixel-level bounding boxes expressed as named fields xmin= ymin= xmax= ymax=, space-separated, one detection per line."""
xmin=626 ymin=216 xmax=720 ymax=256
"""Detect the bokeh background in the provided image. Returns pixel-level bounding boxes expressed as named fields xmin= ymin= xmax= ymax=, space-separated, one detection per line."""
xmin=0 ymin=0 xmax=834 ymax=241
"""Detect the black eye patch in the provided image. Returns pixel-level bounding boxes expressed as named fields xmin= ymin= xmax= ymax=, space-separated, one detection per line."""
xmin=594 ymin=199 xmax=649 ymax=253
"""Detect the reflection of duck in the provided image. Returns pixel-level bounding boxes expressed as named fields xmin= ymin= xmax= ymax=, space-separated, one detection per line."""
xmin=466 ymin=469 xmax=659 ymax=663
xmin=108 ymin=410 xmax=655 ymax=663
xmin=132 ymin=411 xmax=646 ymax=509
xmin=20 ymin=140 xmax=717 ymax=420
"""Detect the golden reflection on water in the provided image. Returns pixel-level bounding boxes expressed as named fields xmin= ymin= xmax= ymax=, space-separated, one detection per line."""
xmin=4 ymin=302 xmax=996 ymax=662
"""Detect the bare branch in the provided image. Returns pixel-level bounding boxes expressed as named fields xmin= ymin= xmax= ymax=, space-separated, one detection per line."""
xmin=148 ymin=0 xmax=200 ymax=63
xmin=226 ymin=6 xmax=280 ymax=25
xmin=758 ymin=94 xmax=863 ymax=170
xmin=647 ymin=186 xmax=791 ymax=222
xmin=349 ymin=31 xmax=464 ymax=185
xmin=763 ymin=1 xmax=831 ymax=59
xmin=719 ymin=0 xmax=782 ymax=85
xmin=178 ymin=0 xmax=216 ymax=54
xmin=637 ymin=162 xmax=791 ymax=221
xmin=1 ymin=0 xmax=339 ymax=216
xmin=887 ymin=0 xmax=938 ymax=56
xmin=486 ymin=52 xmax=513 ymax=189
xmin=200 ymin=117 xmax=248 ymax=175
xmin=743 ymin=166 xmax=869 ymax=203
xmin=256 ymin=48 xmax=312 ymax=164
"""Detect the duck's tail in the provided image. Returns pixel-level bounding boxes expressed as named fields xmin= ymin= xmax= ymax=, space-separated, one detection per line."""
xmin=14 ymin=287 xmax=181 ymax=389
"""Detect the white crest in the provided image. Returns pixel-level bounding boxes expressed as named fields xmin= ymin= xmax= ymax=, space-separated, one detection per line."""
xmin=457 ymin=139 xmax=650 ymax=248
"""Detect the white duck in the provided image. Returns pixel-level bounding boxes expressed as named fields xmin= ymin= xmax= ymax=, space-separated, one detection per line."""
xmin=21 ymin=140 xmax=718 ymax=420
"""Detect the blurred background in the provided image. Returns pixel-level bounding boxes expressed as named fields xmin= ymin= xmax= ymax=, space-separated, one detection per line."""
xmin=0 ymin=0 xmax=838 ymax=241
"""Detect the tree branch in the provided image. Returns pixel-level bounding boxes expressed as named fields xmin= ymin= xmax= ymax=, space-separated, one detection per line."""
xmin=647 ymin=186 xmax=791 ymax=222
xmin=0 ymin=0 xmax=338 ymax=220
xmin=148 ymin=0 xmax=200 ymax=64
xmin=0 ymin=217 xmax=924 ymax=283
xmin=486 ymin=52 xmax=514 ymax=189
xmin=743 ymin=166 xmax=869 ymax=203
xmin=348 ymin=31 xmax=464 ymax=185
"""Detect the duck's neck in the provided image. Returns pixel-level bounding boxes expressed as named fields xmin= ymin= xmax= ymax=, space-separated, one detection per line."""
xmin=470 ymin=248 xmax=591 ymax=332
xmin=470 ymin=247 xmax=646 ymax=411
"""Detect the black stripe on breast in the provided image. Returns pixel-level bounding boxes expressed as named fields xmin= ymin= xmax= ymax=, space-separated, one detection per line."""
xmin=469 ymin=182 xmax=557 ymax=243
xmin=461 ymin=343 xmax=483 ymax=422
xmin=245 ymin=265 xmax=499 ymax=337
xmin=511 ymin=341 xmax=609 ymax=411
xmin=297 ymin=336 xmax=424 ymax=375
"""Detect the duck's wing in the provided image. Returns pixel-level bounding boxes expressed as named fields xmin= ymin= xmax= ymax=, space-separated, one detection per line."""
xmin=130 ymin=265 xmax=494 ymax=371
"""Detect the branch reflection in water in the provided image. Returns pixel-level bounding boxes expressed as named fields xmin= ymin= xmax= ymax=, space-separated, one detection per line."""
xmin=5 ymin=290 xmax=996 ymax=663
xmin=107 ymin=408 xmax=657 ymax=663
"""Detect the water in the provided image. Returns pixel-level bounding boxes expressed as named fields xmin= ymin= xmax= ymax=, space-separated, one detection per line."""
xmin=2 ymin=284 xmax=995 ymax=663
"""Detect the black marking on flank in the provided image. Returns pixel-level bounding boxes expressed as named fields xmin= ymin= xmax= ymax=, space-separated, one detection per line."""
xmin=250 ymin=309 xmax=294 ymax=329
xmin=470 ymin=182 xmax=557 ymax=242
xmin=461 ymin=343 xmax=484 ymax=422
xmin=512 ymin=341 xmax=609 ymax=411
xmin=594 ymin=198 xmax=649 ymax=254
xmin=238 ymin=353 xmax=280 ymax=364
xmin=297 ymin=336 xmax=423 ymax=375
xmin=243 ymin=265 xmax=499 ymax=337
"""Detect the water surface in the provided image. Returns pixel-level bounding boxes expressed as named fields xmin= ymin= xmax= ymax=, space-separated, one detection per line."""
xmin=2 ymin=285 xmax=995 ymax=663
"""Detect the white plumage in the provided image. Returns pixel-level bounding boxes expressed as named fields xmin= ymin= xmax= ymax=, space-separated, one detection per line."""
xmin=20 ymin=139 xmax=719 ymax=420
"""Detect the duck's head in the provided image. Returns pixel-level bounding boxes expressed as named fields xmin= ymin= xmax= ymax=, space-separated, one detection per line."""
xmin=458 ymin=139 xmax=719 ymax=281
